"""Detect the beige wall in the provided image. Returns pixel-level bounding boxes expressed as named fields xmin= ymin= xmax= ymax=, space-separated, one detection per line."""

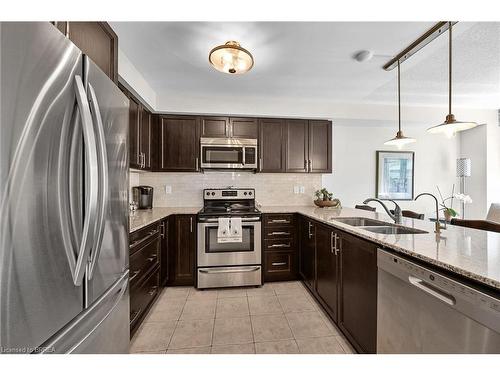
xmin=130 ymin=171 xmax=323 ymax=208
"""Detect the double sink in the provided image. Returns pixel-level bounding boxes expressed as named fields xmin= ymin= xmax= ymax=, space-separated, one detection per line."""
xmin=331 ymin=217 xmax=428 ymax=235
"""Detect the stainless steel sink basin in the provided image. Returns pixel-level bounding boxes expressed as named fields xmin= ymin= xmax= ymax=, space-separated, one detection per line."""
xmin=332 ymin=217 xmax=388 ymax=227
xmin=361 ymin=226 xmax=428 ymax=235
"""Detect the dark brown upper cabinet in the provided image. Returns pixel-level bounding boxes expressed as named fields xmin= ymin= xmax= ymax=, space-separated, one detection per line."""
xmin=140 ymin=107 xmax=152 ymax=170
xmin=201 ymin=116 xmax=258 ymax=139
xmin=259 ymin=118 xmax=286 ymax=172
xmin=158 ymin=116 xmax=200 ymax=172
xmin=200 ymin=116 xmax=229 ymax=138
xmin=309 ymin=120 xmax=332 ymax=173
xmin=119 ymin=84 xmax=152 ymax=171
xmin=230 ymin=117 xmax=258 ymax=139
xmin=52 ymin=22 xmax=118 ymax=83
xmin=128 ymin=95 xmax=141 ymax=169
xmin=285 ymin=119 xmax=309 ymax=173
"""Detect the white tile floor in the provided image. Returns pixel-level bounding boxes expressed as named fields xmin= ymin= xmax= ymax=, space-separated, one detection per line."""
xmin=129 ymin=281 xmax=356 ymax=354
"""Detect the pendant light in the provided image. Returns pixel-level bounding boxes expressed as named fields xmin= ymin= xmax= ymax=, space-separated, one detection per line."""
xmin=427 ymin=22 xmax=477 ymax=135
xmin=209 ymin=41 xmax=254 ymax=75
xmin=384 ymin=60 xmax=416 ymax=147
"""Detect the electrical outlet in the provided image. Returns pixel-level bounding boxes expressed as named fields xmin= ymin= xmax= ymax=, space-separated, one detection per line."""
xmin=293 ymin=186 xmax=300 ymax=194
xmin=299 ymin=186 xmax=305 ymax=194
xmin=165 ymin=185 xmax=172 ymax=194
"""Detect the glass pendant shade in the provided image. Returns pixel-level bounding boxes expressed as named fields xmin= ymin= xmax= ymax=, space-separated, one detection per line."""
xmin=427 ymin=114 xmax=478 ymax=136
xmin=384 ymin=130 xmax=416 ymax=147
xmin=209 ymin=41 xmax=254 ymax=74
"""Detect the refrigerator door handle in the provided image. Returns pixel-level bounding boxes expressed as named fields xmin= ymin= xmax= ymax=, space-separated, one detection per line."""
xmin=87 ymin=83 xmax=109 ymax=279
xmin=71 ymin=75 xmax=99 ymax=286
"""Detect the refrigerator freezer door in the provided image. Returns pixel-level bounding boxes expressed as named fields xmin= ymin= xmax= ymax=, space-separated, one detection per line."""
xmin=83 ymin=56 xmax=129 ymax=305
xmin=40 ymin=270 xmax=130 ymax=353
xmin=0 ymin=22 xmax=85 ymax=352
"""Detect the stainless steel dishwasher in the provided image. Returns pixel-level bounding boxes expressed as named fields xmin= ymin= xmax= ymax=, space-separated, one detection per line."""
xmin=377 ymin=249 xmax=500 ymax=353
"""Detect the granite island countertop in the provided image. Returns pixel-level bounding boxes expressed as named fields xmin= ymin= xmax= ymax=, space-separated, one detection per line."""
xmin=129 ymin=207 xmax=200 ymax=233
xmin=128 ymin=205 xmax=500 ymax=291
xmin=261 ymin=205 xmax=500 ymax=291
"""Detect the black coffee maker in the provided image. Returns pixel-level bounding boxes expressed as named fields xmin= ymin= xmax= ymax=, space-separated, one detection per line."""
xmin=132 ymin=186 xmax=153 ymax=209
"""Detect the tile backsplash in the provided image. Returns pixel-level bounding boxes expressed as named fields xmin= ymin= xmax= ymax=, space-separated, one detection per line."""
xmin=130 ymin=171 xmax=322 ymax=207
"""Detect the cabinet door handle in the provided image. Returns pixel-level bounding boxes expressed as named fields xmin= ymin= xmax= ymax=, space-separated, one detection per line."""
xmin=272 ymin=262 xmax=287 ymax=266
xmin=304 ymin=160 xmax=308 ymax=171
xmin=330 ymin=232 xmax=334 ymax=254
xmin=269 ymin=231 xmax=290 ymax=236
xmin=147 ymin=254 xmax=157 ymax=262
xmin=269 ymin=243 xmax=290 ymax=248
xmin=195 ymin=157 xmax=199 ymax=171
xmin=129 ymin=270 xmax=141 ymax=282
xmin=309 ymin=159 xmax=312 ymax=172
xmin=334 ymin=234 xmax=340 ymax=255
xmin=130 ymin=308 xmax=142 ymax=325
xmin=160 ymin=222 xmax=165 ymax=238
xmin=269 ymin=219 xmax=289 ymax=224
xmin=190 ymin=217 xmax=193 ymax=233
xmin=308 ymin=222 xmax=313 ymax=239
xmin=148 ymin=286 xmax=158 ymax=296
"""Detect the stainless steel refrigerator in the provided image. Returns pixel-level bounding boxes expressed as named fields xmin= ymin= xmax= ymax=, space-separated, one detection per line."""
xmin=0 ymin=22 xmax=130 ymax=353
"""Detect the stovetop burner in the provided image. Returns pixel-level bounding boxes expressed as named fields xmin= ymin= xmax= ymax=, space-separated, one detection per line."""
xmin=199 ymin=187 xmax=260 ymax=218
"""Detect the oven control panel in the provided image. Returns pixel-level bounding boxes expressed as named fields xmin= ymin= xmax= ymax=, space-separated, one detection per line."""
xmin=204 ymin=188 xmax=255 ymax=200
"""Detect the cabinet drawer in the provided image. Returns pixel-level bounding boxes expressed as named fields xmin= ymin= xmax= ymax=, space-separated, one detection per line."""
xmin=264 ymin=238 xmax=294 ymax=251
xmin=264 ymin=251 xmax=296 ymax=282
xmin=263 ymin=214 xmax=295 ymax=227
xmin=264 ymin=226 xmax=294 ymax=239
xmin=130 ymin=235 xmax=160 ymax=287
xmin=130 ymin=267 xmax=160 ymax=334
xmin=130 ymin=222 xmax=160 ymax=254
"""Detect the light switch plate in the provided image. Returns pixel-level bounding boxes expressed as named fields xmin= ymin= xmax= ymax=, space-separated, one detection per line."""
xmin=299 ymin=186 xmax=305 ymax=194
xmin=165 ymin=185 xmax=172 ymax=194
xmin=293 ymin=186 xmax=300 ymax=194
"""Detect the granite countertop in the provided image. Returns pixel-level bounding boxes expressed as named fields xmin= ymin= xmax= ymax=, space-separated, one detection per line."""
xmin=261 ymin=205 xmax=500 ymax=291
xmin=129 ymin=204 xmax=500 ymax=290
xmin=129 ymin=207 xmax=200 ymax=233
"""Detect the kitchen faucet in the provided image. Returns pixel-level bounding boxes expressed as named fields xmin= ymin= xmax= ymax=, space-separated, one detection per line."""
xmin=415 ymin=192 xmax=446 ymax=234
xmin=363 ymin=198 xmax=403 ymax=224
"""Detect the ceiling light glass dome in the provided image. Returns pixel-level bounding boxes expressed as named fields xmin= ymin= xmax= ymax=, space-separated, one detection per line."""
xmin=209 ymin=41 xmax=254 ymax=74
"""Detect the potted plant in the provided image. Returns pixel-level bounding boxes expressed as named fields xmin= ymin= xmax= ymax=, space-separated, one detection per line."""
xmin=437 ymin=185 xmax=472 ymax=221
xmin=314 ymin=188 xmax=341 ymax=208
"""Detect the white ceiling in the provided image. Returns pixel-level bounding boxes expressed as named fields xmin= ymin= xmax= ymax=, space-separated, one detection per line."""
xmin=111 ymin=22 xmax=500 ymax=111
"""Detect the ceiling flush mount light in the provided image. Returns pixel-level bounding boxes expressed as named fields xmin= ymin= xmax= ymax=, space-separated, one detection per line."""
xmin=209 ymin=41 xmax=254 ymax=75
xmin=427 ymin=22 xmax=477 ymax=136
xmin=384 ymin=60 xmax=416 ymax=148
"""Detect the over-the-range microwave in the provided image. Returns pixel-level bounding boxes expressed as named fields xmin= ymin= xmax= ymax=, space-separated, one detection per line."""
xmin=200 ymin=138 xmax=258 ymax=170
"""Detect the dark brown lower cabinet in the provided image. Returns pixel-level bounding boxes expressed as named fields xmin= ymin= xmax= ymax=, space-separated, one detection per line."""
xmin=338 ymin=231 xmax=378 ymax=354
xmin=298 ymin=216 xmax=316 ymax=289
xmin=129 ymin=222 xmax=161 ymax=336
xmin=297 ymin=215 xmax=378 ymax=354
xmin=315 ymin=223 xmax=339 ymax=322
xmin=130 ymin=267 xmax=160 ymax=336
xmin=168 ymin=215 xmax=197 ymax=286
xmin=160 ymin=218 xmax=169 ymax=286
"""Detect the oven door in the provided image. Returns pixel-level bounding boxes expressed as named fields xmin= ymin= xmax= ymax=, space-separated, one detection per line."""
xmin=200 ymin=144 xmax=245 ymax=169
xmin=197 ymin=219 xmax=261 ymax=267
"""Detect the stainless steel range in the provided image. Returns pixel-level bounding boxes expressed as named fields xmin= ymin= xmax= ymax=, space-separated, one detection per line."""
xmin=197 ymin=188 xmax=262 ymax=289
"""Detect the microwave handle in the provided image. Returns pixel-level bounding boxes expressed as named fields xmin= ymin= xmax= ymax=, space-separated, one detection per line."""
xmin=242 ymin=147 xmax=246 ymax=166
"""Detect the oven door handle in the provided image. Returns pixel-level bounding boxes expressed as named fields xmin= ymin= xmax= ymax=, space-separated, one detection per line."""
xmin=199 ymin=217 xmax=261 ymax=223
xmin=199 ymin=266 xmax=260 ymax=274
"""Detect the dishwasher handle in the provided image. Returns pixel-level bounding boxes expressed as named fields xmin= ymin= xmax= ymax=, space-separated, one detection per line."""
xmin=408 ymin=276 xmax=456 ymax=306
